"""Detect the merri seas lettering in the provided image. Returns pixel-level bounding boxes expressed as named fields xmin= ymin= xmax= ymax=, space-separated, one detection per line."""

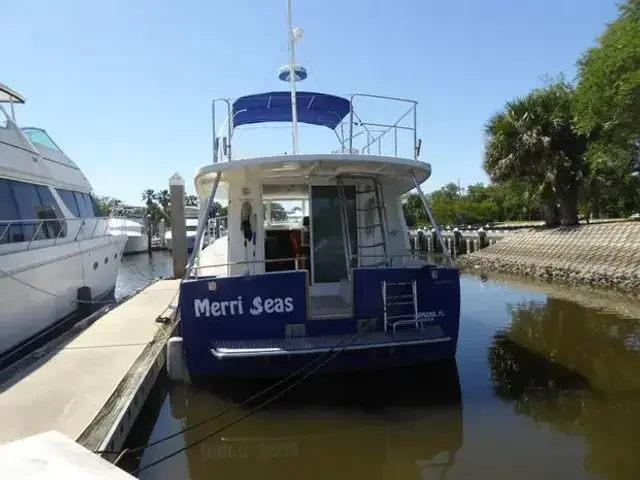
xmin=194 ymin=296 xmax=294 ymax=318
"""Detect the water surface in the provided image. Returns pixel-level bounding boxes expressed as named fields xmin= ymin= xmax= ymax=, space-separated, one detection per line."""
xmin=115 ymin=251 xmax=173 ymax=299
xmin=117 ymin=265 xmax=640 ymax=480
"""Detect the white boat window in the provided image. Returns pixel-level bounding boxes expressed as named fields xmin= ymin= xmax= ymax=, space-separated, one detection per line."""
xmin=21 ymin=128 xmax=62 ymax=152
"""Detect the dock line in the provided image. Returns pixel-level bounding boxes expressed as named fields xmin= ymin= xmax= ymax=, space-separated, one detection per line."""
xmin=0 ymin=267 xmax=116 ymax=305
xmin=131 ymin=324 xmax=371 ymax=475
xmin=99 ymin=323 xmax=371 ymax=467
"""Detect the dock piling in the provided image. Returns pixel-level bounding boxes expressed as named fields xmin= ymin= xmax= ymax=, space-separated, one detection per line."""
xmin=169 ymin=173 xmax=188 ymax=278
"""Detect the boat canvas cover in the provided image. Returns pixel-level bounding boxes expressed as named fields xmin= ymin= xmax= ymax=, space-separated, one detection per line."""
xmin=232 ymin=91 xmax=350 ymax=130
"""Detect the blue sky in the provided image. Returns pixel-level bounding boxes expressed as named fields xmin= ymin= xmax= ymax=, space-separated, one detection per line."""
xmin=3 ymin=0 xmax=619 ymax=205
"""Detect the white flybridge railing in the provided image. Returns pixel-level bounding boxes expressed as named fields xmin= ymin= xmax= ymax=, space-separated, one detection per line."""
xmin=346 ymin=93 xmax=419 ymax=159
xmin=0 ymin=83 xmax=25 ymax=121
xmin=210 ymin=93 xmax=422 ymax=164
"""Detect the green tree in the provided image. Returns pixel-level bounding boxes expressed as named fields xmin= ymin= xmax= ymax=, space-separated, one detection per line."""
xmin=156 ymin=189 xmax=170 ymax=222
xmin=402 ymin=182 xmax=539 ymax=227
xmin=95 ymin=196 xmax=122 ymax=215
xmin=483 ymin=81 xmax=589 ymax=225
xmin=572 ymin=0 xmax=640 ymax=219
xmin=185 ymin=194 xmax=198 ymax=207
xmin=266 ymin=202 xmax=287 ymax=222
xmin=141 ymin=189 xmax=156 ymax=206
xmin=574 ymin=0 xmax=640 ymax=151
xmin=141 ymin=189 xmax=158 ymax=245
xmin=402 ymin=192 xmax=428 ymax=227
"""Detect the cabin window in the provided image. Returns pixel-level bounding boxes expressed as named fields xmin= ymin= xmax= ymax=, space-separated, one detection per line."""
xmin=0 ymin=179 xmax=20 ymax=244
xmin=310 ymin=185 xmax=358 ymax=283
xmin=81 ymin=193 xmax=95 ymax=217
xmin=89 ymin=194 xmax=106 ymax=217
xmin=7 ymin=180 xmax=65 ymax=242
xmin=11 ymin=181 xmax=47 ymax=241
xmin=73 ymin=191 xmax=92 ymax=218
xmin=36 ymin=185 xmax=66 ymax=239
xmin=21 ymin=128 xmax=61 ymax=152
xmin=56 ymin=188 xmax=81 ymax=217
xmin=56 ymin=188 xmax=103 ymax=219
xmin=0 ymin=179 xmax=68 ymax=244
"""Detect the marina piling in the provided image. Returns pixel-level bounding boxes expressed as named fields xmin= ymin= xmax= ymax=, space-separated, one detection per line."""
xmin=169 ymin=173 xmax=187 ymax=278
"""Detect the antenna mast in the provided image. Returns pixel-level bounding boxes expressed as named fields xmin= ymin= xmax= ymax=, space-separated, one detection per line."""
xmin=286 ymin=0 xmax=299 ymax=154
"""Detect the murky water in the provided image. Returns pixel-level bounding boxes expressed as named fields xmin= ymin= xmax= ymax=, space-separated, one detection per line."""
xmin=116 ymin=257 xmax=640 ymax=480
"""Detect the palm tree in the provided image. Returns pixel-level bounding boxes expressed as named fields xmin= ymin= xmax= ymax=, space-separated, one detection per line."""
xmin=141 ymin=189 xmax=156 ymax=207
xmin=156 ymin=189 xmax=171 ymax=224
xmin=141 ymin=189 xmax=157 ymax=249
xmin=184 ymin=194 xmax=198 ymax=207
xmin=483 ymin=81 xmax=589 ymax=225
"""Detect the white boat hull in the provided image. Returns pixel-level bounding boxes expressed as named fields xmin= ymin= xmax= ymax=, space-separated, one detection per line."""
xmin=123 ymin=234 xmax=149 ymax=254
xmin=0 ymin=235 xmax=127 ymax=355
xmin=165 ymin=233 xmax=198 ymax=252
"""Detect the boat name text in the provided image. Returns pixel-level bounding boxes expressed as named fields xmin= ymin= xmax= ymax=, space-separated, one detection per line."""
xmin=194 ymin=296 xmax=294 ymax=317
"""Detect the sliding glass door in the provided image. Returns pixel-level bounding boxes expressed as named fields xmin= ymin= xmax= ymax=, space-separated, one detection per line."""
xmin=310 ymin=185 xmax=357 ymax=285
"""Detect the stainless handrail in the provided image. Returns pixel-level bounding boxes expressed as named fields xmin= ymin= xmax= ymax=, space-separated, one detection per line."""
xmin=191 ymin=255 xmax=311 ymax=279
xmin=348 ymin=93 xmax=418 ymax=159
xmin=0 ymin=216 xmax=116 ymax=251
xmin=191 ymin=255 xmax=310 ymax=271
xmin=411 ymin=170 xmax=453 ymax=267
xmin=191 ymin=251 xmax=450 ymax=275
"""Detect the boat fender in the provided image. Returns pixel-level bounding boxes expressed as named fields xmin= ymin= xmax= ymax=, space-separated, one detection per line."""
xmin=77 ymin=286 xmax=93 ymax=318
xmin=167 ymin=336 xmax=190 ymax=384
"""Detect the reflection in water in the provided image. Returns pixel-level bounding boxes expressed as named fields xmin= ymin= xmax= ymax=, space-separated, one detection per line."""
xmin=489 ymin=298 xmax=640 ymax=480
xmin=127 ymin=362 xmax=463 ymax=479
xmin=120 ymin=274 xmax=640 ymax=480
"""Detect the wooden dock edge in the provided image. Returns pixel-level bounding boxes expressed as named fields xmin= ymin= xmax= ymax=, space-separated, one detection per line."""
xmin=75 ymin=288 xmax=180 ymax=460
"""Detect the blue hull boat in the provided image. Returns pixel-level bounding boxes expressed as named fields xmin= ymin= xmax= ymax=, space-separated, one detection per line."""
xmin=170 ymin=1 xmax=460 ymax=380
xmin=179 ymin=265 xmax=459 ymax=378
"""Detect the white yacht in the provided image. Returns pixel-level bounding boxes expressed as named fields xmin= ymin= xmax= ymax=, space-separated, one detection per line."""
xmin=107 ymin=205 xmax=149 ymax=254
xmin=0 ymin=83 xmax=128 ymax=358
xmin=165 ymin=205 xmax=203 ymax=252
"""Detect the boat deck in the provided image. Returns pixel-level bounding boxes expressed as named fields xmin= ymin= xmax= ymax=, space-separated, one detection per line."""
xmin=309 ymin=295 xmax=351 ymax=319
xmin=211 ymin=325 xmax=449 ymax=359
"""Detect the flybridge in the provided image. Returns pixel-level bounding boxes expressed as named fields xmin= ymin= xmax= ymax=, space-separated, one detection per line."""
xmin=212 ymin=91 xmax=422 ymax=163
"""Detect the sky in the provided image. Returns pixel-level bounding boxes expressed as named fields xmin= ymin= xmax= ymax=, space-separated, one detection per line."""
xmin=3 ymin=0 xmax=620 ymax=205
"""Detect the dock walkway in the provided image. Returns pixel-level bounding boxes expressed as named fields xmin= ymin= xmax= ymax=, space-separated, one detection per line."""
xmin=0 ymin=279 xmax=180 ymax=453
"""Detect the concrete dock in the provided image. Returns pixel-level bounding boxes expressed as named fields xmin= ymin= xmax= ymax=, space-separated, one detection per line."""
xmin=0 ymin=431 xmax=136 ymax=479
xmin=0 ymin=279 xmax=180 ymax=456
